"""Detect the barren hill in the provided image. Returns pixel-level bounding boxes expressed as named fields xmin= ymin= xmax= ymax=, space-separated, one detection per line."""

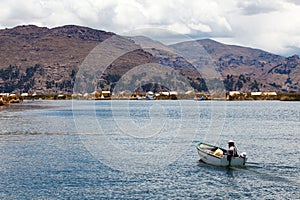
xmin=149 ymin=39 xmax=300 ymax=92
xmin=195 ymin=39 xmax=300 ymax=92
xmin=0 ymin=25 xmax=156 ymax=94
xmin=0 ymin=25 xmax=299 ymax=94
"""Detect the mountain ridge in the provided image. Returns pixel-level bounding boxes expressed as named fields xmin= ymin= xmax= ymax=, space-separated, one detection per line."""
xmin=0 ymin=25 xmax=299 ymax=94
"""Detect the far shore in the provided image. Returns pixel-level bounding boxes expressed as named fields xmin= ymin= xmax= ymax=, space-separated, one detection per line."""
xmin=2 ymin=92 xmax=300 ymax=102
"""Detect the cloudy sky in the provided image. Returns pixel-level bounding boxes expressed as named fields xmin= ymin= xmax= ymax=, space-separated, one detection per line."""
xmin=1 ymin=0 xmax=300 ymax=56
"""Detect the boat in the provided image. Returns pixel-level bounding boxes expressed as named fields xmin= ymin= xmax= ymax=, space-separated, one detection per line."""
xmin=196 ymin=142 xmax=247 ymax=167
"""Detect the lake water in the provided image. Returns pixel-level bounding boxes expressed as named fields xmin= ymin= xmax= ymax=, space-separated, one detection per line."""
xmin=0 ymin=100 xmax=299 ymax=199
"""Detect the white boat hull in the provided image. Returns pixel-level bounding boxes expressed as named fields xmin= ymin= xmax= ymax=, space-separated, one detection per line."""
xmin=197 ymin=143 xmax=247 ymax=167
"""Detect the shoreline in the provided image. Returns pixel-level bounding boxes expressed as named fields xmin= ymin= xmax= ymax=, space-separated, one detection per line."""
xmin=1 ymin=93 xmax=300 ymax=107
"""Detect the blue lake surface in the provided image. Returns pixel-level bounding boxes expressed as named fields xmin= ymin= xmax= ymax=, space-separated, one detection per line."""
xmin=0 ymin=100 xmax=299 ymax=199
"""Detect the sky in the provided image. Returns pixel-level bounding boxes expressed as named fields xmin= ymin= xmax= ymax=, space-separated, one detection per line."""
xmin=1 ymin=0 xmax=300 ymax=56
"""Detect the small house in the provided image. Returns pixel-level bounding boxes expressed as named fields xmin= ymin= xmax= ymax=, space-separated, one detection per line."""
xmin=101 ymin=91 xmax=111 ymax=99
xmin=263 ymin=92 xmax=277 ymax=96
xmin=229 ymin=91 xmax=240 ymax=96
xmin=251 ymin=92 xmax=262 ymax=96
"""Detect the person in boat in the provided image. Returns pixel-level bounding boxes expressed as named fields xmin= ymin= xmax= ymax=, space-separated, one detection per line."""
xmin=227 ymin=140 xmax=238 ymax=157
xmin=226 ymin=140 xmax=238 ymax=165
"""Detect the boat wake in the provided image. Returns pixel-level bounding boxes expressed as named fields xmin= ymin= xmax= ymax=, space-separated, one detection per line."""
xmin=197 ymin=160 xmax=299 ymax=185
xmin=239 ymin=162 xmax=299 ymax=185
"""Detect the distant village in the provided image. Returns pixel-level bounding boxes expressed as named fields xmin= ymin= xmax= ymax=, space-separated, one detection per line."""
xmin=1 ymin=90 xmax=300 ymax=106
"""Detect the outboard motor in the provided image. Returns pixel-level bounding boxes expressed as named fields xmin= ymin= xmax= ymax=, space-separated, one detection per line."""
xmin=240 ymin=152 xmax=247 ymax=158
xmin=240 ymin=152 xmax=247 ymax=165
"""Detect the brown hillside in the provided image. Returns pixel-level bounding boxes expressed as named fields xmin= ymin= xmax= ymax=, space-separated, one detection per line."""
xmin=0 ymin=25 xmax=157 ymax=94
xmin=0 ymin=25 xmax=299 ymax=94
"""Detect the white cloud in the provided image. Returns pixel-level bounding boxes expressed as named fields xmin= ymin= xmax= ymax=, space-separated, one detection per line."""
xmin=237 ymin=0 xmax=283 ymax=15
xmin=188 ymin=22 xmax=211 ymax=33
xmin=113 ymin=0 xmax=146 ymax=30
xmin=167 ymin=22 xmax=191 ymax=35
xmin=217 ymin=0 xmax=300 ymax=55
xmin=0 ymin=0 xmax=300 ymax=55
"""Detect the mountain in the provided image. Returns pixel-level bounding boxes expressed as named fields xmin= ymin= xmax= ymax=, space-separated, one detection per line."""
xmin=192 ymin=39 xmax=300 ymax=92
xmin=0 ymin=25 xmax=156 ymax=94
xmin=149 ymin=39 xmax=300 ymax=92
xmin=0 ymin=25 xmax=299 ymax=94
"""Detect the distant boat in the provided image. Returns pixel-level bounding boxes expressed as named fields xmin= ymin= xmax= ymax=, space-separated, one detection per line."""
xmin=145 ymin=91 xmax=154 ymax=100
xmin=196 ymin=142 xmax=247 ymax=167
xmin=194 ymin=95 xmax=210 ymax=101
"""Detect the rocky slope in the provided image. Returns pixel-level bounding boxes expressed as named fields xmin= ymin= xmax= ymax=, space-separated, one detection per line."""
xmin=0 ymin=25 xmax=156 ymax=94
xmin=163 ymin=39 xmax=299 ymax=92
xmin=195 ymin=39 xmax=300 ymax=92
xmin=0 ymin=25 xmax=299 ymax=94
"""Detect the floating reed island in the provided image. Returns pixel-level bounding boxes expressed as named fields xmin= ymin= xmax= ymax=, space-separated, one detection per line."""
xmin=226 ymin=91 xmax=300 ymax=101
xmin=1 ymin=91 xmax=300 ymax=103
